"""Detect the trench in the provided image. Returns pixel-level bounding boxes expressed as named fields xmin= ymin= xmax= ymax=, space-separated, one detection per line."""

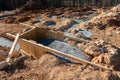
xmin=0 ymin=36 xmax=91 ymax=62
xmin=37 ymin=39 xmax=91 ymax=62
xmin=61 ymin=11 xmax=97 ymax=31
xmin=37 ymin=11 xmax=97 ymax=61
xmin=60 ymin=11 xmax=97 ymax=38
xmin=19 ymin=12 xmax=96 ymax=61
xmin=42 ymin=11 xmax=97 ymax=36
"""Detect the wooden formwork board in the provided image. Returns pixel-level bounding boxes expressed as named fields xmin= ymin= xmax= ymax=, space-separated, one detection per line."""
xmin=19 ymin=39 xmax=46 ymax=58
xmin=21 ymin=27 xmax=65 ymax=41
xmin=36 ymin=27 xmax=64 ymax=40
xmin=19 ymin=27 xmax=65 ymax=58
xmin=20 ymin=27 xmax=37 ymax=40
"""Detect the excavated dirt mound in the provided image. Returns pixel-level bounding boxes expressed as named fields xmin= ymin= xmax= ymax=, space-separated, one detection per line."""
xmin=0 ymin=54 xmax=119 ymax=80
xmin=2 ymin=15 xmax=31 ymax=24
xmin=0 ymin=23 xmax=32 ymax=36
xmin=77 ymin=5 xmax=120 ymax=48
xmin=0 ymin=47 xmax=9 ymax=61
xmin=92 ymin=54 xmax=120 ymax=71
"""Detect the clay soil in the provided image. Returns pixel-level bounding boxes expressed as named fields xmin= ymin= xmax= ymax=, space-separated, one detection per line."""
xmin=0 ymin=5 xmax=120 ymax=80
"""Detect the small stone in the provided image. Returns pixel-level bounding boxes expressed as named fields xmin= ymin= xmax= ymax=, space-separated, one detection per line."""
xmin=84 ymin=45 xmax=102 ymax=57
xmin=55 ymin=19 xmax=75 ymax=31
xmin=15 ymin=69 xmax=19 ymax=73
xmin=92 ymin=54 xmax=120 ymax=70
xmin=107 ymin=47 xmax=118 ymax=55
xmin=115 ymin=27 xmax=120 ymax=34
xmin=77 ymin=43 xmax=82 ymax=49
xmin=94 ymin=40 xmax=105 ymax=46
xmin=71 ymin=29 xmax=78 ymax=34
xmin=64 ymin=38 xmax=69 ymax=42
xmin=116 ymin=13 xmax=120 ymax=21
xmin=105 ymin=44 xmax=119 ymax=55
xmin=67 ymin=40 xmax=76 ymax=46
xmin=75 ymin=32 xmax=85 ymax=38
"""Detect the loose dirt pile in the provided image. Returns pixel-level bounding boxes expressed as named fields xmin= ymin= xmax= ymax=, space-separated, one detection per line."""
xmin=0 ymin=54 xmax=119 ymax=80
xmin=0 ymin=23 xmax=31 ymax=36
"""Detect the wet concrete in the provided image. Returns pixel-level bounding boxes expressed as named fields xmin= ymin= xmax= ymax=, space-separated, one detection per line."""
xmin=0 ymin=37 xmax=20 ymax=50
xmin=64 ymin=11 xmax=97 ymax=31
xmin=61 ymin=12 xmax=96 ymax=38
xmin=37 ymin=39 xmax=91 ymax=61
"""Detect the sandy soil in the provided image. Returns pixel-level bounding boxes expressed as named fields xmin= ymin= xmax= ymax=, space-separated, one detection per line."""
xmin=0 ymin=54 xmax=119 ymax=80
xmin=0 ymin=5 xmax=120 ymax=80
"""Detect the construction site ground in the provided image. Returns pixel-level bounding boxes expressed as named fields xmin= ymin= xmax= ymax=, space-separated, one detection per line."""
xmin=0 ymin=5 xmax=120 ymax=80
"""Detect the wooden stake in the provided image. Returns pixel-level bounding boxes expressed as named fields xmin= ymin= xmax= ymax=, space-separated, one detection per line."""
xmin=6 ymin=33 xmax=20 ymax=62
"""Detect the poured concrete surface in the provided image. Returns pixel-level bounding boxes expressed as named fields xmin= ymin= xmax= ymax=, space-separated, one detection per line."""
xmin=0 ymin=37 xmax=20 ymax=50
xmin=37 ymin=39 xmax=91 ymax=61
